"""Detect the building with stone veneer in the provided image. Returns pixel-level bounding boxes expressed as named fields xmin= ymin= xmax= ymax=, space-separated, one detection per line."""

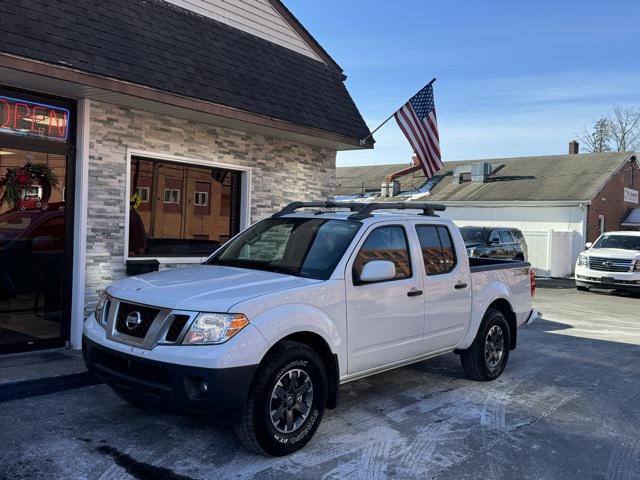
xmin=0 ymin=0 xmax=371 ymax=354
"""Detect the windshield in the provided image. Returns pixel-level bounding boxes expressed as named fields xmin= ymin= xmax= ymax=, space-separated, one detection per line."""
xmin=593 ymin=234 xmax=640 ymax=251
xmin=206 ymin=217 xmax=361 ymax=280
xmin=460 ymin=227 xmax=488 ymax=244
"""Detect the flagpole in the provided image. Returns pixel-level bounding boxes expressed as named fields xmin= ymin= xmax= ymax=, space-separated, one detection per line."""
xmin=359 ymin=77 xmax=436 ymax=146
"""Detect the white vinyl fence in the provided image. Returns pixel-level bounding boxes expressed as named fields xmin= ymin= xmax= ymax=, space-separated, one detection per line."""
xmin=522 ymin=230 xmax=576 ymax=277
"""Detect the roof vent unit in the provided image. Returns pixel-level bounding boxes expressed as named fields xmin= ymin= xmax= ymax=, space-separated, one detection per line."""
xmin=471 ymin=162 xmax=492 ymax=183
xmin=381 ymin=181 xmax=400 ymax=197
xmin=452 ymin=166 xmax=466 ymax=185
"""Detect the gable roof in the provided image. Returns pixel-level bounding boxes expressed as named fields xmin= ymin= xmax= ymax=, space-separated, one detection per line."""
xmin=0 ymin=0 xmax=370 ymax=142
xmin=337 ymin=152 xmax=637 ymax=202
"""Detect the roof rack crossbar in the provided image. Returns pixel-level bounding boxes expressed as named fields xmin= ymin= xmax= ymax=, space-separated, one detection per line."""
xmin=272 ymin=201 xmax=446 ymax=220
xmin=272 ymin=201 xmax=362 ymax=217
xmin=348 ymin=202 xmax=446 ymax=220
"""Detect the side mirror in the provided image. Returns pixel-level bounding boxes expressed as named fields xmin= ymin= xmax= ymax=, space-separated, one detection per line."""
xmin=359 ymin=260 xmax=396 ymax=283
xmin=585 ymin=242 xmax=593 ymax=249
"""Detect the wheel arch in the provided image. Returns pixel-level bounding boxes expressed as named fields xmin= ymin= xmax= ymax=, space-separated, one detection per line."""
xmin=262 ymin=331 xmax=340 ymax=410
xmin=487 ymin=298 xmax=517 ymax=350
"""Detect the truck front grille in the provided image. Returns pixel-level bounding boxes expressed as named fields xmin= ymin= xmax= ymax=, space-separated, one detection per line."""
xmin=115 ymin=303 xmax=160 ymax=339
xmin=587 ymin=256 xmax=633 ymax=272
xmin=165 ymin=315 xmax=190 ymax=342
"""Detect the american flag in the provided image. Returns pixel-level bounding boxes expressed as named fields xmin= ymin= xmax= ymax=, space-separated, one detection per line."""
xmin=394 ymin=83 xmax=443 ymax=179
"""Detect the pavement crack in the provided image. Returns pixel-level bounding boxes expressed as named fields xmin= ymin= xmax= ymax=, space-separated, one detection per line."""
xmin=96 ymin=445 xmax=196 ymax=480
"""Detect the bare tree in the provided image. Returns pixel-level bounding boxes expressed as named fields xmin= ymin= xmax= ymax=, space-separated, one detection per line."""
xmin=578 ymin=106 xmax=640 ymax=153
xmin=579 ymin=117 xmax=611 ymax=153
xmin=607 ymin=106 xmax=640 ymax=152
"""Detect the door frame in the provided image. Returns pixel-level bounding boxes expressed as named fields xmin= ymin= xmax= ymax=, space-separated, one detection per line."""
xmin=0 ymin=86 xmax=76 ymax=354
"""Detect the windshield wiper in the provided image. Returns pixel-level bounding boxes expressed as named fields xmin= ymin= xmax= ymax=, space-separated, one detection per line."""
xmin=207 ymin=258 xmax=299 ymax=276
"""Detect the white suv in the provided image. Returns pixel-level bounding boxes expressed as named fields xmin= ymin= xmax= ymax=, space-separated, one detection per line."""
xmin=575 ymin=231 xmax=640 ymax=293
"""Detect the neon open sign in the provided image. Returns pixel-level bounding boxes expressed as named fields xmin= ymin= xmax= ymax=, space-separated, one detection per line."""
xmin=0 ymin=96 xmax=70 ymax=142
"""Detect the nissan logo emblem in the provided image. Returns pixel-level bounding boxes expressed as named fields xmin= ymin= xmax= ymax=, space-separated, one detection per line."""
xmin=125 ymin=311 xmax=143 ymax=330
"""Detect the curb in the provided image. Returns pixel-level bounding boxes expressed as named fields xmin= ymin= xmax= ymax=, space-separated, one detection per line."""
xmin=0 ymin=372 xmax=102 ymax=403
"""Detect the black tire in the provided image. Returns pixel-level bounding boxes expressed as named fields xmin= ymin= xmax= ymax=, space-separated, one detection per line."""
xmin=459 ymin=308 xmax=510 ymax=381
xmin=235 ymin=341 xmax=327 ymax=456
xmin=576 ymin=286 xmax=590 ymax=292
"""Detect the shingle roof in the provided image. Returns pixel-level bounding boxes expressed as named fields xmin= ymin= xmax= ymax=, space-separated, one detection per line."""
xmin=336 ymin=152 xmax=637 ymax=202
xmin=0 ymin=0 xmax=370 ymax=140
xmin=336 ymin=163 xmax=411 ymax=196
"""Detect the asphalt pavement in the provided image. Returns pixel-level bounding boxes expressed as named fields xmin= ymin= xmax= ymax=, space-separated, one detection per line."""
xmin=1 ymin=279 xmax=639 ymax=480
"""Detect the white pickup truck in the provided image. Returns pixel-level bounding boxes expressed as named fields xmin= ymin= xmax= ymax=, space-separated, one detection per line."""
xmin=83 ymin=202 xmax=536 ymax=456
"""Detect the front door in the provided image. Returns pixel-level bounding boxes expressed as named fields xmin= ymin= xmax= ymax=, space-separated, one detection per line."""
xmin=0 ymin=144 xmax=72 ymax=353
xmin=414 ymin=223 xmax=472 ymax=352
xmin=345 ymin=223 xmax=425 ymax=374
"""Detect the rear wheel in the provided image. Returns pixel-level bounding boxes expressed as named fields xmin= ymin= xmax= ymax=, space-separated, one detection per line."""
xmin=235 ymin=341 xmax=327 ymax=456
xmin=459 ymin=308 xmax=511 ymax=381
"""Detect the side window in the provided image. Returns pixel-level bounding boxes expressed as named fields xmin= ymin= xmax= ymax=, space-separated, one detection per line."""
xmin=353 ymin=226 xmax=411 ymax=282
xmin=416 ymin=225 xmax=457 ymax=275
xmin=499 ymin=230 xmax=515 ymax=244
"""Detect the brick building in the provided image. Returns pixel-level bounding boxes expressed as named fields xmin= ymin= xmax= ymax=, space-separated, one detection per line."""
xmin=337 ymin=144 xmax=639 ymax=277
xmin=0 ymin=0 xmax=371 ymax=354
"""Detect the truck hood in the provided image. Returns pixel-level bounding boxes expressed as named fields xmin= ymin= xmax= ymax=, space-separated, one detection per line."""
xmin=107 ymin=265 xmax=321 ymax=312
xmin=585 ymin=248 xmax=640 ymax=260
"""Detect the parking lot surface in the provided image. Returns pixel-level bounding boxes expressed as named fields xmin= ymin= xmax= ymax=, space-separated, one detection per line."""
xmin=1 ymin=280 xmax=639 ymax=480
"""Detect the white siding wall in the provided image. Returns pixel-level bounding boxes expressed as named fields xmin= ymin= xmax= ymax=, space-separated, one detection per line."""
xmin=163 ymin=0 xmax=323 ymax=61
xmin=440 ymin=204 xmax=588 ymax=277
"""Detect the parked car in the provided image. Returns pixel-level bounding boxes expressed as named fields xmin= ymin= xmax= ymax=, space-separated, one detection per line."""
xmin=460 ymin=226 xmax=528 ymax=261
xmin=575 ymin=231 xmax=640 ymax=293
xmin=0 ymin=204 xmax=65 ymax=305
xmin=83 ymin=202 xmax=536 ymax=456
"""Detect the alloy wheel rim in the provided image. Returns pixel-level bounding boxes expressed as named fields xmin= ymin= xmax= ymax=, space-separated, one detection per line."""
xmin=269 ymin=368 xmax=314 ymax=434
xmin=485 ymin=325 xmax=505 ymax=368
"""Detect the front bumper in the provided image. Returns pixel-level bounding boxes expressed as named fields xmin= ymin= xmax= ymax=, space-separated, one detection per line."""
xmin=83 ymin=336 xmax=257 ymax=413
xmin=575 ymin=266 xmax=640 ymax=292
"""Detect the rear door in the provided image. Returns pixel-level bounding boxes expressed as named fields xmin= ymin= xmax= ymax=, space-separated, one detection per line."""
xmin=413 ymin=222 xmax=472 ymax=352
xmin=499 ymin=230 xmax=517 ymax=258
xmin=345 ymin=222 xmax=425 ymax=374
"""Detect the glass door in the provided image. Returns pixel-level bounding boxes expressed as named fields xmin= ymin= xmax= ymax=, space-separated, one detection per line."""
xmin=0 ymin=147 xmax=69 ymax=353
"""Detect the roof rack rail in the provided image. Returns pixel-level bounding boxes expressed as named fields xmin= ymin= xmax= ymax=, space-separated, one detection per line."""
xmin=272 ymin=201 xmax=446 ymax=220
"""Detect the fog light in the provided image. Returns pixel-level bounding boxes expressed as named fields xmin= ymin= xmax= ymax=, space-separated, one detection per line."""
xmin=198 ymin=381 xmax=209 ymax=396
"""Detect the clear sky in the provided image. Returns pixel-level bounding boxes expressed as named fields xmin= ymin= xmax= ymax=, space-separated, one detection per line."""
xmin=286 ymin=0 xmax=640 ymax=167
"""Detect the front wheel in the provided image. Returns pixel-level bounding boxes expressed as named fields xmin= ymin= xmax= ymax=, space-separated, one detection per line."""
xmin=459 ymin=308 xmax=510 ymax=381
xmin=235 ymin=341 xmax=327 ymax=456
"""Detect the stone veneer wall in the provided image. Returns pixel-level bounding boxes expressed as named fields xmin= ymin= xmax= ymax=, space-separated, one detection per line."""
xmin=84 ymin=100 xmax=336 ymax=314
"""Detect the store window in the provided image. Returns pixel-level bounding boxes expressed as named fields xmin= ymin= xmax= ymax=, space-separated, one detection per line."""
xmin=129 ymin=157 xmax=241 ymax=257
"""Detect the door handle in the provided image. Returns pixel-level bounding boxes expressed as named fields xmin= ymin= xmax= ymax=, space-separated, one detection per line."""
xmin=454 ymin=282 xmax=468 ymax=290
xmin=407 ymin=289 xmax=423 ymax=297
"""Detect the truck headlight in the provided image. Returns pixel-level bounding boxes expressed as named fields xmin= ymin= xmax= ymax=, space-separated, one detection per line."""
xmin=183 ymin=313 xmax=249 ymax=345
xmin=577 ymin=254 xmax=588 ymax=267
xmin=635 ymin=260 xmax=640 ymax=272
xmin=94 ymin=291 xmax=109 ymax=328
